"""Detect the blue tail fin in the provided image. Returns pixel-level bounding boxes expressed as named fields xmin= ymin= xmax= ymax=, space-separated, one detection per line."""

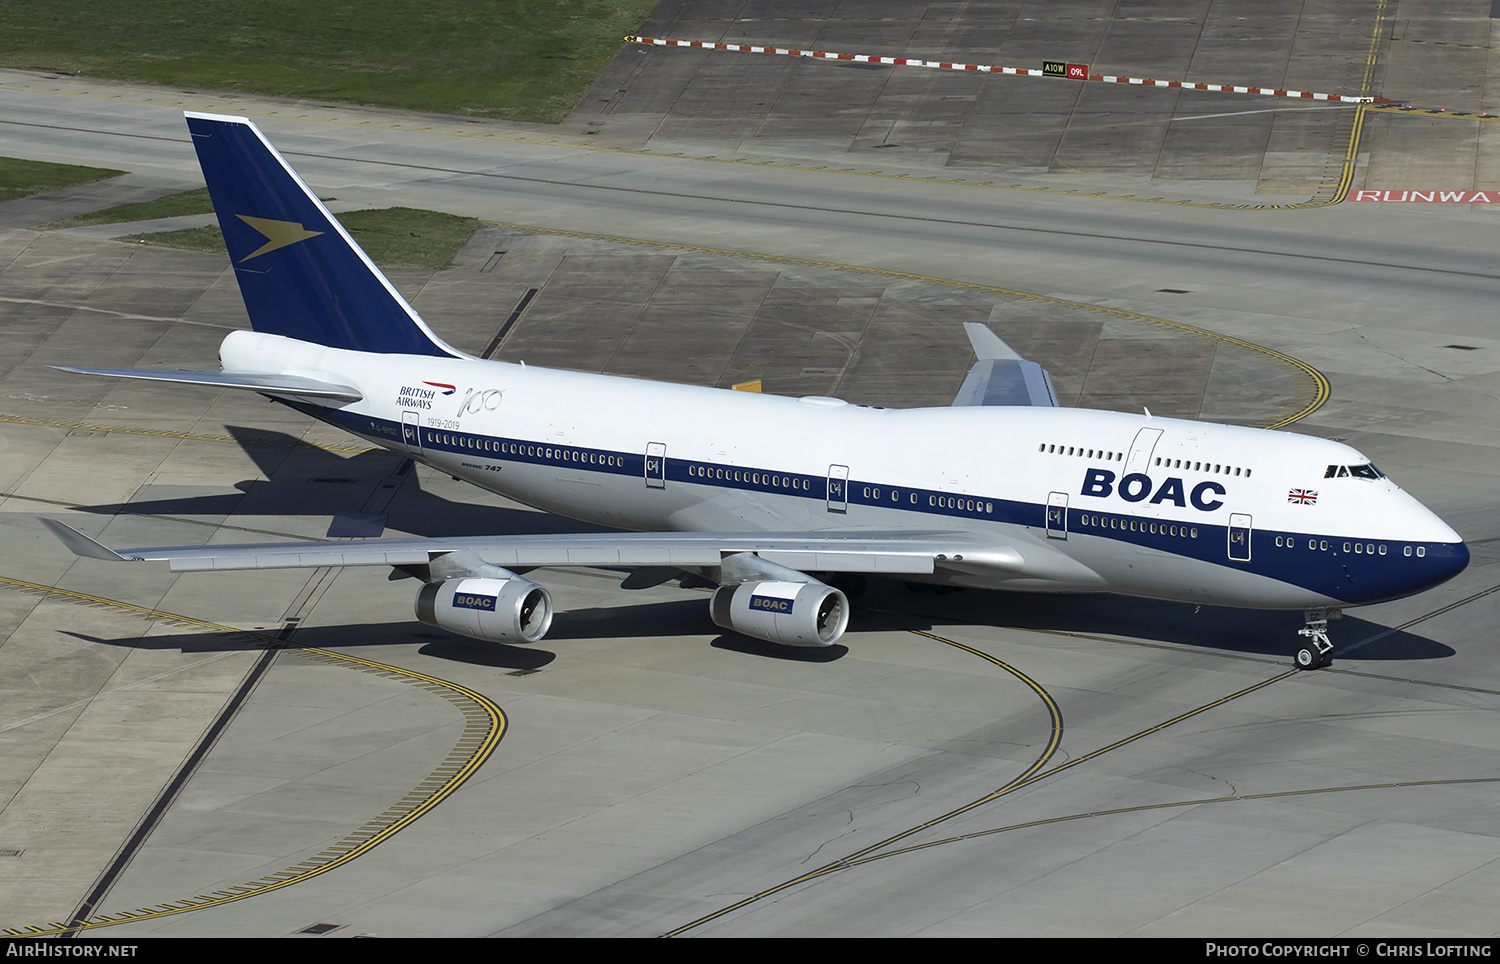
xmin=185 ymin=111 xmax=460 ymax=358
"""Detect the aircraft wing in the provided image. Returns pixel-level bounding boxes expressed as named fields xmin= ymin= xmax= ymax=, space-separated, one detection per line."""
xmin=951 ymin=323 xmax=1058 ymax=408
xmin=42 ymin=518 xmax=1025 ymax=576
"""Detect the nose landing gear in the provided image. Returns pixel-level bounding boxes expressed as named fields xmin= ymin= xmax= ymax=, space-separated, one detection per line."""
xmin=1295 ymin=608 xmax=1341 ymax=669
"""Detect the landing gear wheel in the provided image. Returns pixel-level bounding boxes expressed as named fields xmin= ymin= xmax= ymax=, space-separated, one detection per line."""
xmin=1295 ymin=608 xmax=1339 ymax=670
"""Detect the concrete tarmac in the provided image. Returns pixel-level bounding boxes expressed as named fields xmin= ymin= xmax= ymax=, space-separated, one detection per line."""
xmin=0 ymin=2 xmax=1497 ymax=939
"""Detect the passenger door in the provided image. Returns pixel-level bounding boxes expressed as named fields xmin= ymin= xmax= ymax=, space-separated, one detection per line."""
xmin=401 ymin=411 xmax=423 ymax=454
xmin=827 ymin=464 xmax=849 ymax=513
xmin=1228 ymin=513 xmax=1252 ymax=562
xmin=1125 ymin=427 xmax=1163 ymax=474
xmin=644 ymin=442 xmax=666 ymax=488
xmin=1047 ymin=491 xmax=1068 ymax=540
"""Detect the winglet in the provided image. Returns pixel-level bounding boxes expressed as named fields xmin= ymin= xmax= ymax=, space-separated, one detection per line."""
xmin=41 ymin=519 xmax=134 ymax=562
xmin=963 ymin=322 xmax=1023 ymax=361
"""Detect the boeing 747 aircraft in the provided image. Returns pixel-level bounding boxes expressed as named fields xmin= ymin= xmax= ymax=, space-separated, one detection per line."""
xmin=44 ymin=113 xmax=1469 ymax=670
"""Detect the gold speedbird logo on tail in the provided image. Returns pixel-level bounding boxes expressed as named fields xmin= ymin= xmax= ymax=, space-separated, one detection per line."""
xmin=235 ymin=215 xmax=323 ymax=261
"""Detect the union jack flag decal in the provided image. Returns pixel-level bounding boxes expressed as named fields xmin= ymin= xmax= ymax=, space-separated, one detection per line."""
xmin=1288 ymin=489 xmax=1318 ymax=505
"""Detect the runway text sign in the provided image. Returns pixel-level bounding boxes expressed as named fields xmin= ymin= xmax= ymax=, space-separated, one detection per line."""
xmin=1348 ymin=190 xmax=1500 ymax=203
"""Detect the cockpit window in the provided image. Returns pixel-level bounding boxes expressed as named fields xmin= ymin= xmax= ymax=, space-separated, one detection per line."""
xmin=1325 ymin=463 xmax=1384 ymax=480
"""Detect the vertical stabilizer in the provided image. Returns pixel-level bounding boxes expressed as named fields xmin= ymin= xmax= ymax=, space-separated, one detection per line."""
xmin=185 ymin=111 xmax=461 ymax=357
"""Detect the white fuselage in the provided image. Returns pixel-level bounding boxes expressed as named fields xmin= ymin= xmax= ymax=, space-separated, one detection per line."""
xmin=224 ymin=331 xmax=1469 ymax=611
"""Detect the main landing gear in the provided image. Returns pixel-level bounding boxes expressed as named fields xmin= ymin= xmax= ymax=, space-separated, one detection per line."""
xmin=1295 ymin=608 xmax=1341 ymax=670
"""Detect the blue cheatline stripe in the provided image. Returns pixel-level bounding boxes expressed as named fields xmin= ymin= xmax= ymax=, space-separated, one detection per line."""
xmin=286 ymin=402 xmax=1463 ymax=606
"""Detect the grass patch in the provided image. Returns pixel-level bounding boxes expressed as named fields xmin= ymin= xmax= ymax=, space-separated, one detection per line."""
xmin=40 ymin=187 xmax=214 ymax=228
xmin=340 ymin=208 xmax=482 ymax=270
xmin=0 ymin=156 xmax=124 ymax=203
xmin=0 ymin=1 xmax=658 ymax=123
xmin=121 ymin=225 xmax=226 ymax=256
xmin=124 ymin=207 xmax=480 ymax=270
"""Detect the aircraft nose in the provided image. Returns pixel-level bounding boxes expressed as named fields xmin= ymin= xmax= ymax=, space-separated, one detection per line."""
xmin=1415 ymin=499 xmax=1469 ymax=579
xmin=1428 ymin=538 xmax=1470 ymax=583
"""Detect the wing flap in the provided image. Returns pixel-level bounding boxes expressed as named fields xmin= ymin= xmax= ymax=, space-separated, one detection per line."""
xmin=759 ymin=550 xmax=934 ymax=573
xmin=169 ymin=548 xmax=436 ymax=572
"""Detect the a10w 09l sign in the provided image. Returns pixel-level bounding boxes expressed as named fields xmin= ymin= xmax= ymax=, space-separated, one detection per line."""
xmin=1043 ymin=60 xmax=1089 ymax=79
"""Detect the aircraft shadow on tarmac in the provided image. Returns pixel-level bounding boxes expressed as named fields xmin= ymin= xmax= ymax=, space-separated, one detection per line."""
xmin=61 ymin=622 xmax=559 ymax=671
xmin=60 ymin=594 xmax=849 ymax=669
xmin=860 ymin=578 xmax=1454 ymax=664
xmin=60 ymin=582 xmax=1449 ymax=671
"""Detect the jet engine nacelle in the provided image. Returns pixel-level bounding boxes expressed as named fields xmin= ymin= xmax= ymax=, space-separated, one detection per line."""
xmin=709 ymin=579 xmax=849 ymax=647
xmin=415 ymin=576 xmax=553 ymax=644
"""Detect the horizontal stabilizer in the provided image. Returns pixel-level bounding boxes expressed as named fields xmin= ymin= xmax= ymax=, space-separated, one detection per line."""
xmin=952 ymin=323 xmax=1059 ymax=408
xmin=49 ymin=366 xmax=362 ymax=402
